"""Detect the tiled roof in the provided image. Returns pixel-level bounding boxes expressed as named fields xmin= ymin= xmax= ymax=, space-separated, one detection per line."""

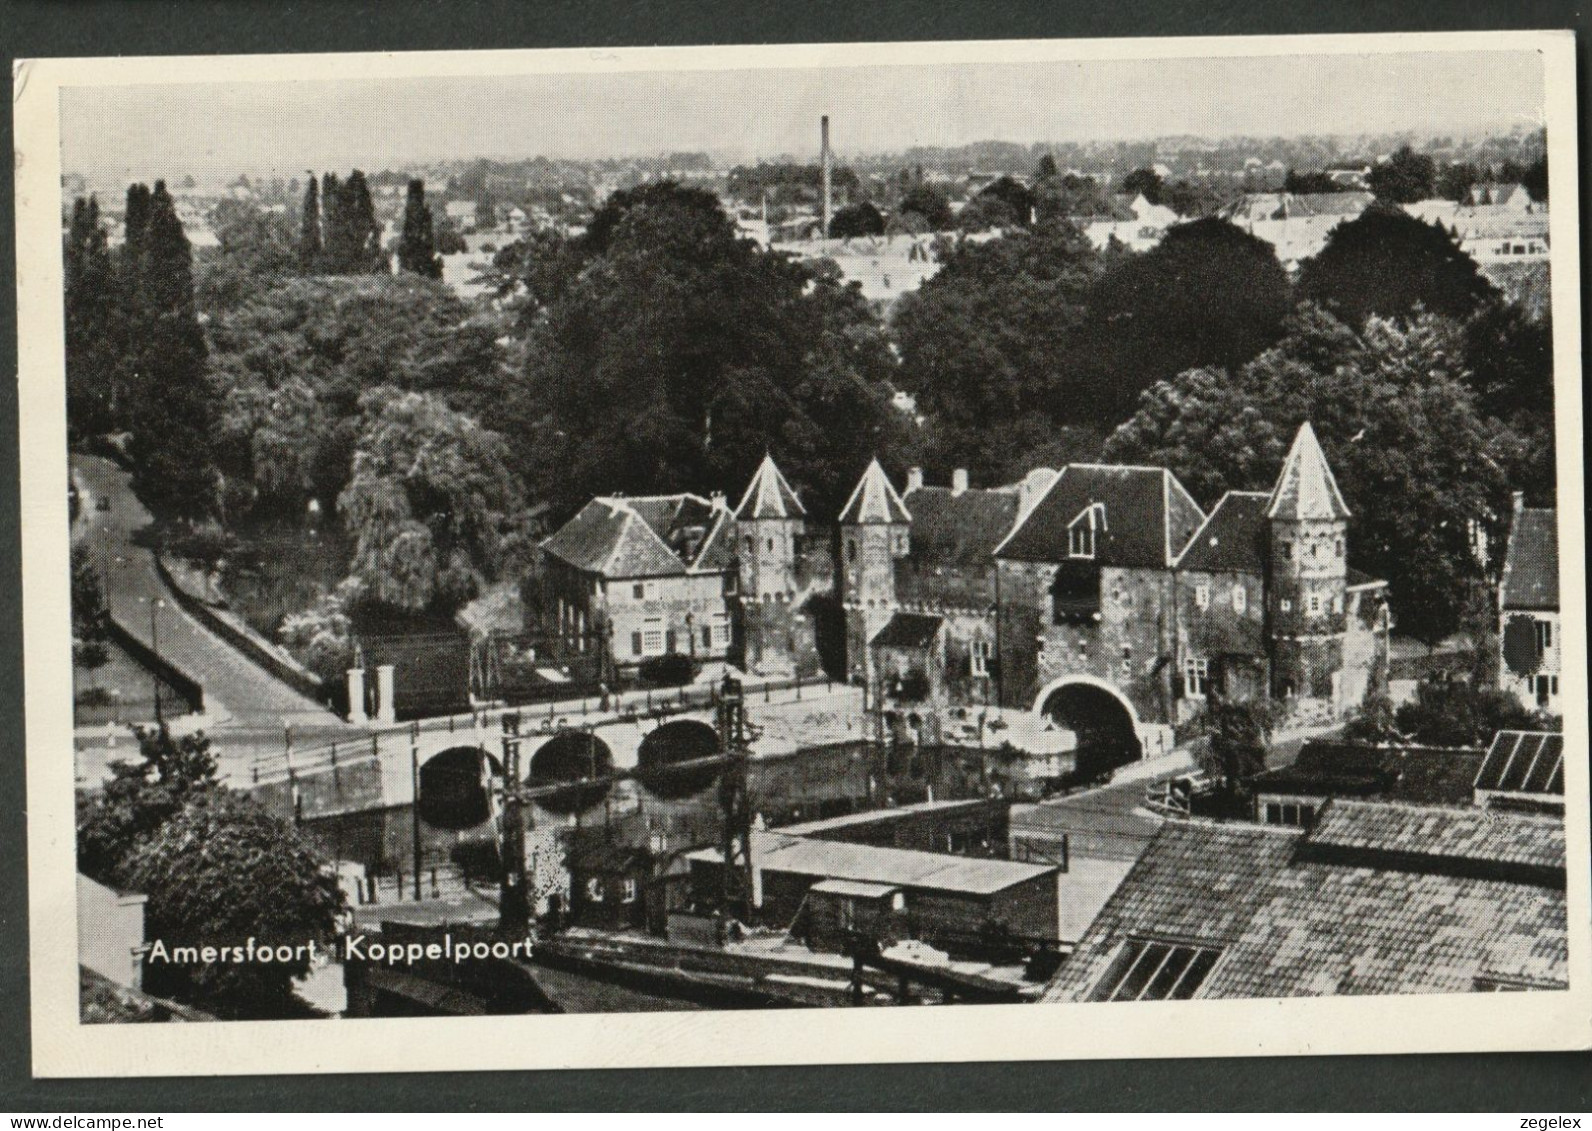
xmin=1475 ymin=731 xmax=1564 ymax=796
xmin=1249 ymin=742 xmax=1485 ymax=807
xmin=541 ymin=494 xmax=730 ymax=579
xmin=1175 ymin=492 xmax=1271 ymax=572
xmin=839 ymin=458 xmax=911 ymax=525
xmin=1267 ymin=422 xmax=1350 ymax=521
xmin=1042 ymin=806 xmax=1568 ymax=1002
xmin=733 ymin=454 xmax=805 ymax=521
xmin=870 ymin=611 xmax=944 ymax=650
xmin=902 ymin=485 xmax=1020 ymax=570
xmin=693 ymin=508 xmax=736 ymax=573
xmin=1500 ymin=507 xmax=1558 ymax=611
xmin=995 ymin=465 xmax=1204 ymax=567
xmin=687 ymin=831 xmax=1058 ymax=896
xmin=1306 ymin=799 xmax=1565 ymax=874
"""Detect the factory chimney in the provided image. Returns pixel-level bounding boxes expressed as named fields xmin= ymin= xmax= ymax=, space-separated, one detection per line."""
xmin=820 ymin=115 xmax=832 ymax=239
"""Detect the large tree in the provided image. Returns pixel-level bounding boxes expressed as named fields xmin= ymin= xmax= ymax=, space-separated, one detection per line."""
xmin=324 ymin=170 xmax=388 ymax=275
xmin=1069 ymin=217 xmax=1293 ymax=425
xmin=1105 ymin=307 xmax=1515 ymax=647
xmin=298 ymin=174 xmax=322 ymax=272
xmin=397 ymin=179 xmax=443 ymax=279
xmin=892 ymin=219 xmax=1103 ymax=481
xmin=1296 ymin=205 xmax=1497 ymax=328
xmin=195 ymin=199 xmax=298 ymax=312
xmin=1367 ymin=145 xmax=1437 ymax=204
xmin=121 ymin=180 xmax=219 ymax=520
xmin=63 ymin=196 xmax=123 ymax=437
xmin=76 ymin=724 xmax=219 ymax=886
xmin=828 ymin=201 xmax=886 ymax=239
xmin=896 ymin=184 xmax=953 ymax=232
xmin=510 ymin=181 xmax=903 ymax=518
xmin=338 ymin=388 xmax=524 ymax=613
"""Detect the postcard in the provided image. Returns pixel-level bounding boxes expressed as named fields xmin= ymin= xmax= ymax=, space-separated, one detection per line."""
xmin=14 ymin=31 xmax=1588 ymax=1076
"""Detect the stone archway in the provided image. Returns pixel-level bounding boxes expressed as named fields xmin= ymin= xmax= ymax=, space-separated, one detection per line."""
xmin=1034 ymin=676 xmax=1144 ymax=781
xmin=417 ymin=746 xmax=502 ymax=830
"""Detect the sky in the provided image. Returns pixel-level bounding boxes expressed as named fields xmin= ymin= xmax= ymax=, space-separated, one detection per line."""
xmin=59 ymin=48 xmax=1546 ymax=182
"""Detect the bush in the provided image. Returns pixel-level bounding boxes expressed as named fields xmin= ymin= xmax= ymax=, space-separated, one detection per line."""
xmin=1395 ymin=678 xmax=1557 ymax=747
xmin=638 ymin=652 xmax=695 ymax=688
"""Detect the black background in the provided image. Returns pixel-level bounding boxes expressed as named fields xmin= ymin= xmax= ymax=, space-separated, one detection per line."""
xmin=1 ymin=0 xmax=1588 ymax=1112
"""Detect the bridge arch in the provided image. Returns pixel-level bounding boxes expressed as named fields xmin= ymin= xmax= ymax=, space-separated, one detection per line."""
xmin=417 ymin=745 xmax=502 ymax=830
xmin=636 ymin=719 xmax=722 ymax=800
xmin=528 ymin=730 xmax=614 ymax=815
xmin=1033 ymin=675 xmax=1143 ymax=780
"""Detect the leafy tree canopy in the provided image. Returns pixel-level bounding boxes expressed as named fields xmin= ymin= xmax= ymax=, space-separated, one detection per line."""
xmin=828 ymin=201 xmax=886 ymax=240
xmin=1394 ymin=677 xmax=1557 ymax=747
xmin=1366 ymin=145 xmax=1437 ymax=204
xmin=897 ymin=184 xmax=953 ymax=233
xmin=1296 ymin=204 xmax=1497 ymax=327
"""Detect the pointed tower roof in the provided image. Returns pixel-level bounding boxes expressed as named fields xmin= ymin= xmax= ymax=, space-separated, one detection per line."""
xmin=733 ymin=454 xmax=805 ymax=521
xmin=838 ymin=458 xmax=911 ymax=525
xmin=1266 ymin=422 xmax=1351 ymax=521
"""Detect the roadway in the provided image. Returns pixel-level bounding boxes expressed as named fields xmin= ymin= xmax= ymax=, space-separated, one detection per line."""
xmin=72 ymin=454 xmax=355 ymax=784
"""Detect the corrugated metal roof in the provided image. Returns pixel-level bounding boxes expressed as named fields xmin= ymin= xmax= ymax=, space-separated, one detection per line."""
xmin=688 ymin=832 xmax=1058 ymax=896
xmin=1474 ymin=731 xmax=1564 ymax=796
xmin=1500 ymin=507 xmax=1558 ymax=611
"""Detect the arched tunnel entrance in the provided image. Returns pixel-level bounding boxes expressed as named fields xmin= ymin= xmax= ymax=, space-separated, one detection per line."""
xmin=1038 ymin=680 xmax=1143 ymax=783
xmin=417 ymin=746 xmax=502 ymax=830
xmin=528 ymin=730 xmax=615 ymax=815
xmin=636 ymin=719 xmax=722 ymax=800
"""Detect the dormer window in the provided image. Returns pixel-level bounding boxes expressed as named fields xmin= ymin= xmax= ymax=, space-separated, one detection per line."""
xmin=1068 ymin=504 xmax=1105 ymax=560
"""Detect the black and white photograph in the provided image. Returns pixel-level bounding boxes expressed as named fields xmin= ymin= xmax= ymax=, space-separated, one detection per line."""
xmin=13 ymin=32 xmax=1587 ymax=1076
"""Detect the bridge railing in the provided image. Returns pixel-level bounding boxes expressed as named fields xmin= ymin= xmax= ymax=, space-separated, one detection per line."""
xmin=247 ymin=672 xmax=843 ymax=785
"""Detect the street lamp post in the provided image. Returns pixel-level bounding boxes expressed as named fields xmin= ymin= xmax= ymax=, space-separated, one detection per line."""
xmin=149 ymin=597 xmax=166 ymax=722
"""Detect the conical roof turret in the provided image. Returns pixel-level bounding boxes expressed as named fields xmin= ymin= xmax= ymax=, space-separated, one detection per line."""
xmin=838 ymin=457 xmax=911 ymax=525
xmin=1266 ymin=422 xmax=1350 ymax=521
xmin=733 ymin=453 xmax=805 ymax=521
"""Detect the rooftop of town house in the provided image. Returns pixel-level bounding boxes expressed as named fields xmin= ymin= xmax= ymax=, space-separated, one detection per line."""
xmin=1500 ymin=506 xmax=1559 ymax=611
xmin=900 ymin=481 xmax=1022 ymax=571
xmin=1247 ymin=740 xmax=1486 ymax=807
xmin=541 ymin=492 xmax=733 ymax=579
xmin=1041 ymin=802 xmax=1567 ymax=1002
xmin=687 ymin=831 xmax=1058 ymax=896
xmin=994 ymin=464 xmax=1204 ymax=568
xmin=1174 ymin=491 xmax=1272 ymax=573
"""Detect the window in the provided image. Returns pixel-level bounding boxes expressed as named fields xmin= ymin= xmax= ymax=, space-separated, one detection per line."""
xmin=702 ymin=625 xmax=713 ymax=649
xmin=1182 ymin=656 xmax=1209 ymax=699
xmin=1308 ymin=594 xmax=1322 ymax=615
xmin=743 ymin=536 xmax=754 ymax=554
xmin=712 ymin=616 xmax=731 ymax=647
xmin=1335 ymin=538 xmax=1344 ymax=558
xmin=971 ymin=640 xmax=993 ymax=677
xmin=847 ymin=539 xmax=857 ymax=562
xmin=632 ymin=582 xmax=645 ymax=600
xmin=620 ymin=878 xmax=638 ymax=903
xmin=1331 ymin=594 xmax=1342 ymax=614
xmin=1280 ymin=542 xmax=1292 ymax=561
xmin=642 ymin=619 xmax=665 ymax=656
xmin=1091 ymin=938 xmax=1224 ymax=1002
xmin=723 ymin=574 xmax=737 ymax=595
xmin=1194 ymin=583 xmax=1210 ymax=610
xmin=1263 ymin=801 xmax=1317 ymax=829
xmin=766 ymin=538 xmax=774 ymax=552
xmin=1068 ymin=505 xmax=1102 ymax=559
xmin=1280 ymin=598 xmax=1292 ymax=612
xmin=1534 ymin=675 xmax=1558 ymax=706
xmin=585 ymin=877 xmax=603 ymax=903
xmin=1535 ymin=620 xmax=1553 ymax=656
xmin=630 ymin=631 xmax=643 ymax=657
xmin=1232 ymin=585 xmax=1246 ymax=614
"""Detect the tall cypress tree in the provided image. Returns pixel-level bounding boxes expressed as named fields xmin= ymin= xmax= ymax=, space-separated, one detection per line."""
xmin=123 ymin=181 xmax=218 ymax=519
xmin=298 ymin=174 xmax=322 ymax=273
xmin=397 ymin=179 xmax=442 ymax=279
xmin=64 ymin=196 xmax=122 ymax=436
xmin=339 ymin=170 xmax=388 ymax=274
xmin=320 ymin=172 xmax=343 ymax=272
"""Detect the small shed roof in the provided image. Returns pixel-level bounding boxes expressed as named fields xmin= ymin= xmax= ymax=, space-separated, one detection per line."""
xmin=870 ymin=612 xmax=944 ymax=650
xmin=810 ymin=879 xmax=901 ymax=899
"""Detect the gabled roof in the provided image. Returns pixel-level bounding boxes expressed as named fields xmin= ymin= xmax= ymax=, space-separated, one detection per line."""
xmin=870 ymin=611 xmax=944 ymax=650
xmin=1474 ymin=731 xmax=1564 ymax=797
xmin=733 ymin=454 xmax=805 ymax=521
xmin=1267 ymin=422 xmax=1350 ymax=521
xmin=995 ymin=465 xmax=1204 ymax=568
xmin=902 ymin=484 xmax=1020 ymax=570
xmin=1500 ymin=507 xmax=1558 ymax=611
xmin=1042 ymin=803 xmax=1568 ymax=1002
xmin=541 ymin=493 xmax=731 ymax=579
xmin=839 ymin=458 xmax=911 ymax=525
xmin=1175 ymin=491 xmax=1271 ymax=572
